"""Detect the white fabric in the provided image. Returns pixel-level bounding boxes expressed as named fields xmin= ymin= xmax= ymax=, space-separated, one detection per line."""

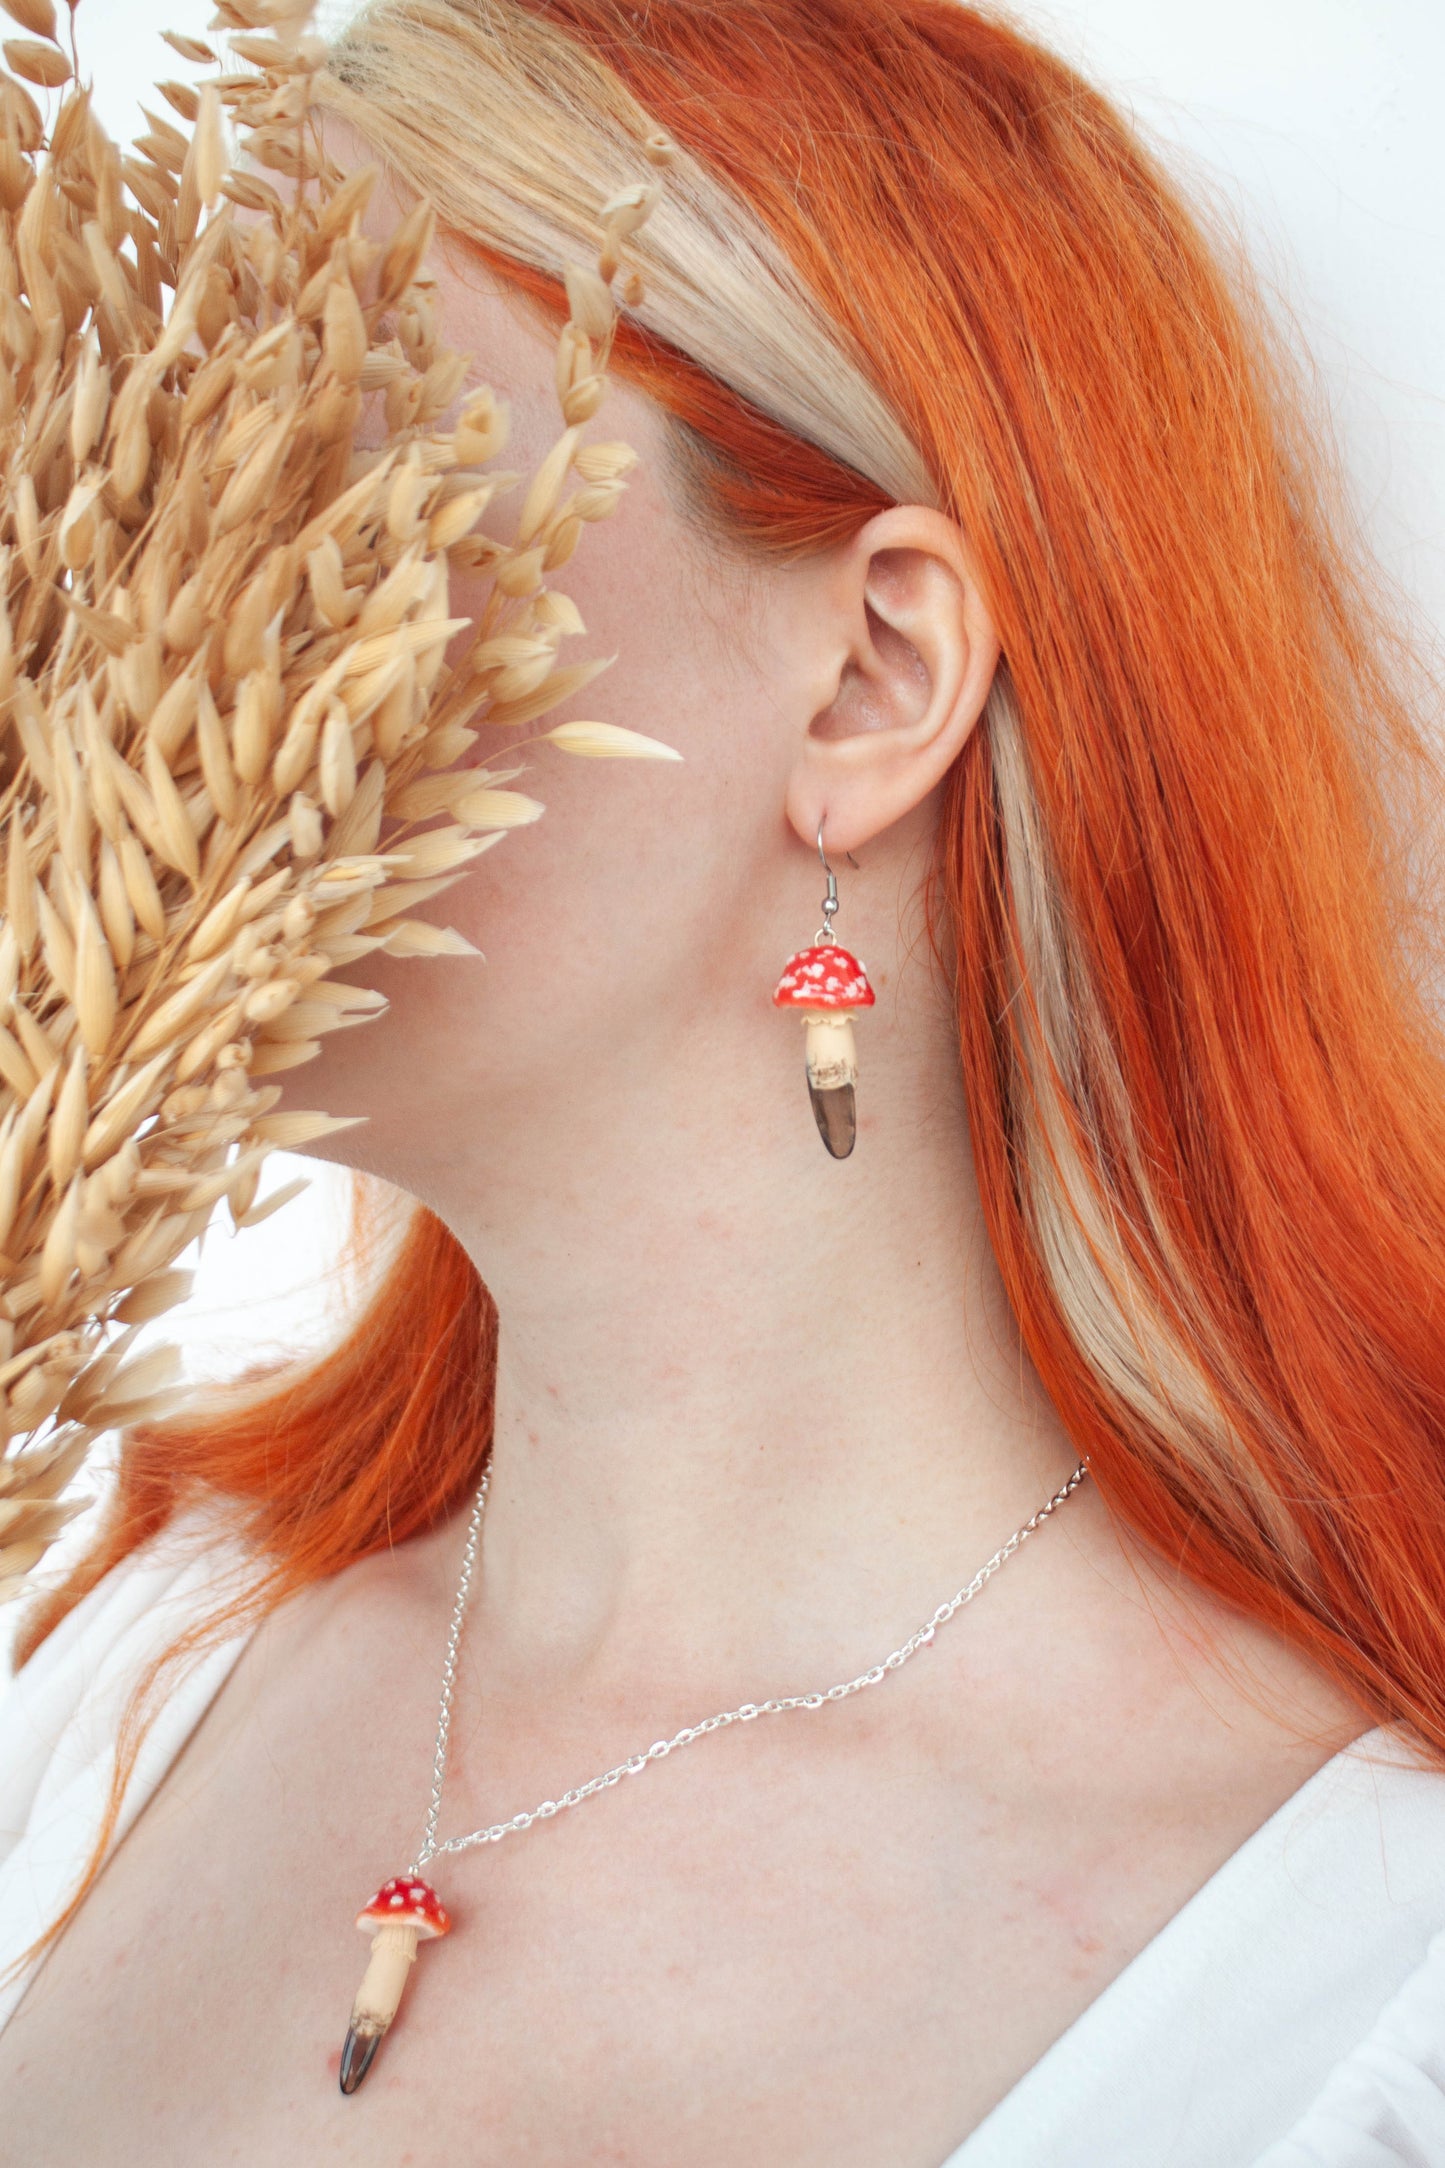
xmin=944 ymin=1726 xmax=1445 ymax=2167
xmin=0 ymin=1508 xmax=258 ymax=2037
xmin=3 ymin=1516 xmax=1445 ymax=2165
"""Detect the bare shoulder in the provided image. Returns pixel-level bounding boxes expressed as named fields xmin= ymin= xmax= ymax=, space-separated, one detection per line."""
xmin=989 ymin=1472 xmax=1378 ymax=1818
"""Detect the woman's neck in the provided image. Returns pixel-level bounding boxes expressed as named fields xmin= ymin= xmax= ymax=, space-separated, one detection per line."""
xmin=417 ymin=1019 xmax=1091 ymax=1707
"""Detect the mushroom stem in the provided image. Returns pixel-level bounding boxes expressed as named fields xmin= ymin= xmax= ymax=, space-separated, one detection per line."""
xmin=340 ymin=1920 xmax=422 ymax=2089
xmin=802 ymin=1008 xmax=857 ymax=1092
xmin=350 ymin=1919 xmax=420 ymax=2036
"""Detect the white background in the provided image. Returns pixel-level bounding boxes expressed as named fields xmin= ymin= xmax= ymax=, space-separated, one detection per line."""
xmin=11 ymin=0 xmax=1445 ymax=1613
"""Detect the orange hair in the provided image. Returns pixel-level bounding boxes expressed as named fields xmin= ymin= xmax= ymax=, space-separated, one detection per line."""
xmin=8 ymin=0 xmax=1445 ymax=1993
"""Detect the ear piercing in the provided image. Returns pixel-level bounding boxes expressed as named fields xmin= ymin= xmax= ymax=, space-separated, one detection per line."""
xmin=771 ymin=817 xmax=875 ymax=1158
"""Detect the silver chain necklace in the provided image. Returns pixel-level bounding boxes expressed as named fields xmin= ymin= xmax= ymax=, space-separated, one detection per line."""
xmin=337 ymin=1452 xmax=1091 ymax=2094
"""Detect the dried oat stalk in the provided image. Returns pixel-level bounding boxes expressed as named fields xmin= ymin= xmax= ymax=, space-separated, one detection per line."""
xmin=0 ymin=0 xmax=677 ymax=1603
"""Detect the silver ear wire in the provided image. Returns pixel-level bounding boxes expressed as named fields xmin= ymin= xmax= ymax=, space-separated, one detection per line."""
xmin=814 ymin=815 xmax=836 ymax=945
xmin=816 ymin=814 xmax=859 ymax=945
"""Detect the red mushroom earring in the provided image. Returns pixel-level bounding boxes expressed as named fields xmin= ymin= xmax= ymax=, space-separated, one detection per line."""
xmin=772 ymin=816 xmax=875 ymax=1158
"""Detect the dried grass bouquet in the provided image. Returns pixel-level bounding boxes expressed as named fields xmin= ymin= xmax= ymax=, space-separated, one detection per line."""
xmin=0 ymin=0 xmax=676 ymax=1604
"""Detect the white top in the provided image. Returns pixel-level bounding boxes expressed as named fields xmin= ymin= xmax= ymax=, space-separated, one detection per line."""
xmin=3 ymin=1512 xmax=1445 ymax=2165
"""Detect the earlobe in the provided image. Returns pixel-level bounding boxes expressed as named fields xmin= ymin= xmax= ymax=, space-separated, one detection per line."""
xmin=785 ymin=507 xmax=1001 ymax=858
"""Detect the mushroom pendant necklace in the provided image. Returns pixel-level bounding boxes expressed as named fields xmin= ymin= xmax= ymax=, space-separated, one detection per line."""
xmin=341 ymin=1872 xmax=452 ymax=2090
xmin=337 ymin=1453 xmax=1091 ymax=2093
xmin=771 ymin=818 xmax=876 ymax=1158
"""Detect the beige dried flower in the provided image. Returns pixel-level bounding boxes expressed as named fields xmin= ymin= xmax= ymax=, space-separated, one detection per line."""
xmin=0 ymin=0 xmax=680 ymax=1603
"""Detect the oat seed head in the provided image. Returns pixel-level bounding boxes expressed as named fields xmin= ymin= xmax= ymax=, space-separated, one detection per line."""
xmin=0 ymin=0 xmax=683 ymax=1602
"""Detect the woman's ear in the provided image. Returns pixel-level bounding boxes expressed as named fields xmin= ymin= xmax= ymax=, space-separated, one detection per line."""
xmin=783 ymin=504 xmax=1001 ymax=858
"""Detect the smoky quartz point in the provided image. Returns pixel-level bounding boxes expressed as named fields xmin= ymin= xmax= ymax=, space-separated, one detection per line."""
xmin=809 ymin=1077 xmax=857 ymax=1158
xmin=339 ymin=2023 xmax=384 ymax=2094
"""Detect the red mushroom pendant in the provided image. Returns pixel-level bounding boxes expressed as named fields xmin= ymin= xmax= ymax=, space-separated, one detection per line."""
xmin=772 ymin=940 xmax=876 ymax=1158
xmin=340 ymin=1874 xmax=452 ymax=2095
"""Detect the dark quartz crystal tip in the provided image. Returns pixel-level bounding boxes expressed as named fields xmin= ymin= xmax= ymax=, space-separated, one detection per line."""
xmin=809 ymin=1078 xmax=857 ymax=1158
xmin=340 ymin=2023 xmax=384 ymax=2095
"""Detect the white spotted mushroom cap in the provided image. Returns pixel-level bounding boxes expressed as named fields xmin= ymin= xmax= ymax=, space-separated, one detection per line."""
xmin=356 ymin=1874 xmax=452 ymax=1938
xmin=772 ymin=943 xmax=876 ymax=1010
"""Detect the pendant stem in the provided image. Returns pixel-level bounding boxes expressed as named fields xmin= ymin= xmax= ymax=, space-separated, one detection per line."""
xmin=339 ymin=1921 xmax=421 ymax=2095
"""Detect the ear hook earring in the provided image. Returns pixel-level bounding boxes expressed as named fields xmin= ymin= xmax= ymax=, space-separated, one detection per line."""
xmin=771 ymin=815 xmax=876 ymax=1159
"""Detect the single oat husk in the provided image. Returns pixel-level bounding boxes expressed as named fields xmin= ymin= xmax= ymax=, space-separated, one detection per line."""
xmin=0 ymin=0 xmax=681 ymax=1606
